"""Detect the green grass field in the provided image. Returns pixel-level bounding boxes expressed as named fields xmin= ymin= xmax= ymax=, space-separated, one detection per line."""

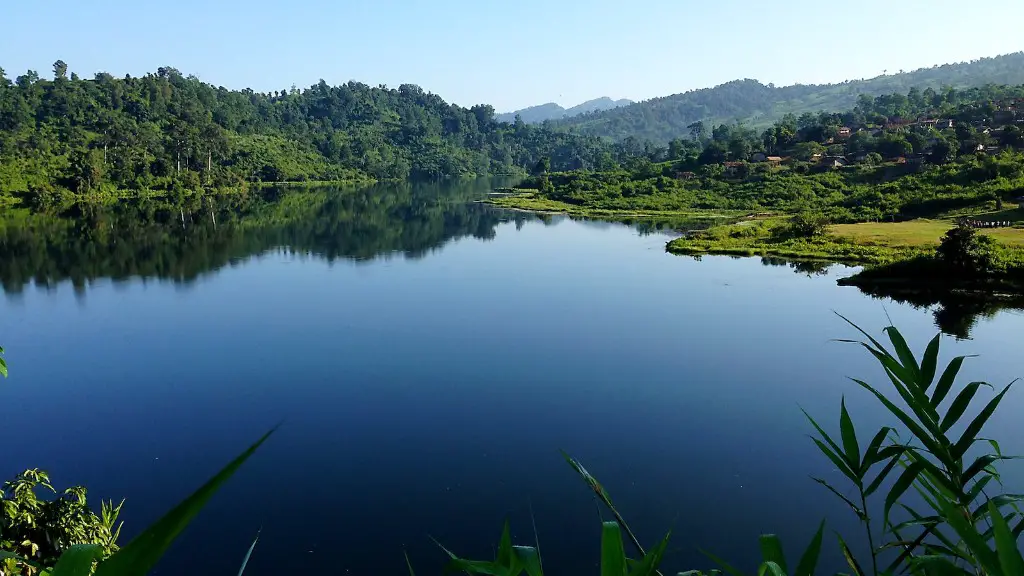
xmin=832 ymin=219 xmax=1024 ymax=247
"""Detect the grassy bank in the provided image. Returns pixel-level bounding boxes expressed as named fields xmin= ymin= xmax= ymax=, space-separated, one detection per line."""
xmin=486 ymin=190 xmax=744 ymax=219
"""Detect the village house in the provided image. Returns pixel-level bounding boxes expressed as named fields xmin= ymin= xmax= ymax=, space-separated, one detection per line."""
xmin=723 ymin=161 xmax=744 ymax=176
xmin=837 ymin=126 xmax=852 ymax=138
xmin=676 ymin=171 xmax=696 ymax=180
xmin=766 ymin=156 xmax=783 ymax=165
xmin=751 ymin=152 xmax=768 ymax=162
xmin=821 ymin=155 xmax=848 ymax=169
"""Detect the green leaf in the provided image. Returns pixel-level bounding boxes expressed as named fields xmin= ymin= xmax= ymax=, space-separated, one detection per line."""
xmin=700 ymin=549 xmax=745 ymax=576
xmin=404 ymin=550 xmax=416 ymax=576
xmin=919 ymin=333 xmax=941 ymax=389
xmin=865 ymin=451 xmax=902 ymax=497
xmin=953 ymin=383 xmax=1014 ymax=459
xmin=885 ymin=461 xmax=923 ymax=527
xmin=931 ymin=356 xmax=971 ymax=408
xmin=0 ymin=551 xmax=42 ymax=570
xmin=811 ymin=477 xmax=864 ymax=519
xmin=837 ymin=533 xmax=866 ymax=576
xmin=802 ymin=408 xmax=856 ymax=473
xmin=991 ymin=500 xmax=1024 ymax=576
xmin=50 ymin=545 xmax=103 ymax=576
xmin=941 ymin=499 xmax=1000 ymax=575
xmin=627 ymin=531 xmax=670 ymax=576
xmin=906 ymin=555 xmax=973 ymax=576
xmin=94 ymin=428 xmax=276 ymax=576
xmin=850 ymin=378 xmax=946 ymax=463
xmin=601 ymin=521 xmax=627 ymax=576
xmin=861 ymin=427 xmax=892 ymax=471
xmin=962 ymin=454 xmax=1018 ymax=486
xmin=967 ymin=475 xmax=995 ymax=502
xmin=757 ymin=561 xmax=785 ymax=576
xmin=236 ymin=529 xmax=260 ymax=576
xmin=938 ymin=381 xmax=990 ymax=432
xmin=498 ymin=520 xmax=513 ymax=567
xmin=793 ymin=520 xmax=825 ymax=576
xmin=838 ymin=398 xmax=861 ymax=473
xmin=757 ymin=534 xmax=788 ymax=574
xmin=513 ymin=546 xmax=544 ymax=576
xmin=810 ymin=439 xmax=858 ymax=483
xmin=885 ymin=326 xmax=922 ymax=382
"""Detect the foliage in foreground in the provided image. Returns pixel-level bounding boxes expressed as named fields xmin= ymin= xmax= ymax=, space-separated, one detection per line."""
xmin=1 ymin=471 xmax=122 ymax=574
xmin=436 ymin=319 xmax=1024 ymax=576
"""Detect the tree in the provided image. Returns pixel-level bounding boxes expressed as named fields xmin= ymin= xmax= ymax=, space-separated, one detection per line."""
xmin=929 ymin=137 xmax=956 ymax=164
xmin=52 ymin=60 xmax=68 ymax=80
xmin=792 ymin=141 xmax=826 ymax=161
xmin=687 ymin=120 xmax=706 ymax=141
xmin=877 ymin=134 xmax=913 ymax=158
xmin=864 ymin=152 xmax=883 ymax=165
xmin=532 ymin=156 xmax=550 ymax=176
xmin=1000 ymin=125 xmax=1023 ymax=147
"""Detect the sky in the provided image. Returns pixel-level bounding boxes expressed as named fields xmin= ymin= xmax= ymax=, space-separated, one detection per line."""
xmin=2 ymin=0 xmax=1023 ymax=112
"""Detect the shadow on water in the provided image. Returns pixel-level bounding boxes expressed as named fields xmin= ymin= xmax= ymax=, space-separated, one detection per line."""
xmin=757 ymin=255 xmax=1024 ymax=339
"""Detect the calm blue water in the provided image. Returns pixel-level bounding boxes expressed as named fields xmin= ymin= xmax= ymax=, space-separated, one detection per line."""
xmin=2 ymin=182 xmax=1023 ymax=575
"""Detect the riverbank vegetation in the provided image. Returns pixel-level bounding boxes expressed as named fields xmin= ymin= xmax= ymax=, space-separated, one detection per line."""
xmin=0 ymin=62 xmax=623 ymax=206
xmin=8 ymin=321 xmax=1022 ymax=575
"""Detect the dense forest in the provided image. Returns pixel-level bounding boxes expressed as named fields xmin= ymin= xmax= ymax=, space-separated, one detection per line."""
xmin=553 ymin=52 xmax=1024 ymax=142
xmin=0 ymin=62 xmax=620 ymax=201
xmin=505 ymin=83 xmax=1024 ymax=222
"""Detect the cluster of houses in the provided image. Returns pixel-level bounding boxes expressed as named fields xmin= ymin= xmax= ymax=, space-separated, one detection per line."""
xmin=709 ymin=101 xmax=1024 ymax=178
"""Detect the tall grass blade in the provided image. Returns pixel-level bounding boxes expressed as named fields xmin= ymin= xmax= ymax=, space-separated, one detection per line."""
xmin=793 ymin=520 xmax=825 ymax=576
xmin=601 ymin=521 xmax=628 ymax=576
xmin=757 ymin=535 xmax=788 ymax=574
xmin=561 ymin=451 xmax=647 ymax=558
xmin=938 ymin=381 xmax=991 ymax=432
xmin=811 ymin=477 xmax=863 ymax=519
xmin=498 ymin=520 xmax=513 ymax=566
xmin=962 ymin=455 xmax=1018 ymax=486
xmin=801 ymin=408 xmax=856 ymax=475
xmin=627 ymin=531 xmax=670 ymax=576
xmin=236 ymin=529 xmax=260 ymax=576
xmin=49 ymin=545 xmax=104 ymax=576
xmin=404 ymin=550 xmax=416 ymax=576
xmin=885 ymin=461 xmax=923 ymax=527
xmin=861 ymin=427 xmax=892 ymax=471
xmin=941 ymin=500 xmax=1000 ymax=575
xmin=838 ymin=398 xmax=861 ymax=472
xmin=513 ymin=546 xmax=544 ymax=576
xmin=991 ymin=501 xmax=1024 ymax=576
xmin=837 ymin=533 xmax=867 ymax=576
xmin=699 ymin=549 xmax=744 ymax=576
xmin=920 ymin=333 xmax=941 ymax=389
xmin=953 ymin=383 xmax=1014 ymax=458
xmin=864 ymin=452 xmax=902 ymax=497
xmin=850 ymin=378 xmax=945 ymax=459
xmin=94 ymin=428 xmax=276 ymax=576
xmin=810 ymin=439 xmax=857 ymax=483
xmin=931 ymin=356 xmax=972 ymax=407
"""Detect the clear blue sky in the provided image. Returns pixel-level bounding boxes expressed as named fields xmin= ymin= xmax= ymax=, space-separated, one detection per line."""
xmin=2 ymin=0 xmax=1022 ymax=112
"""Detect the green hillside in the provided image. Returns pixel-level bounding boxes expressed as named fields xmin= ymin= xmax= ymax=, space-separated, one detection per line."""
xmin=556 ymin=52 xmax=1024 ymax=143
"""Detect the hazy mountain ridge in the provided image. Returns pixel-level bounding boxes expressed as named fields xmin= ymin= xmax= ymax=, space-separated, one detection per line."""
xmin=553 ymin=52 xmax=1024 ymax=143
xmin=496 ymin=96 xmax=633 ymax=123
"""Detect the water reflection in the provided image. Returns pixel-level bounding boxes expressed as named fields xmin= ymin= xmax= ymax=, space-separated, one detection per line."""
xmin=757 ymin=256 xmax=1024 ymax=339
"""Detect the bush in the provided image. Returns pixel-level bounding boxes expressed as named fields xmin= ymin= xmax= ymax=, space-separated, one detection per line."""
xmin=784 ymin=212 xmax=830 ymax=238
xmin=1 ymin=470 xmax=122 ymax=573
xmin=937 ymin=223 xmax=997 ymax=273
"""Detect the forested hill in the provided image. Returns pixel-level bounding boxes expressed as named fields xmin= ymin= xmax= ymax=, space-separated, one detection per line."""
xmin=0 ymin=62 xmax=616 ymax=199
xmin=554 ymin=52 xmax=1024 ymax=143
xmin=496 ymin=97 xmax=633 ymax=123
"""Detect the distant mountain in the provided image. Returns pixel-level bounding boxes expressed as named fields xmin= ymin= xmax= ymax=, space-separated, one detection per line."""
xmin=496 ymin=97 xmax=633 ymax=123
xmin=553 ymin=52 xmax=1024 ymax=143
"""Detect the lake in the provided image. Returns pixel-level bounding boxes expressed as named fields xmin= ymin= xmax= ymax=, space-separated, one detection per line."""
xmin=2 ymin=180 xmax=1023 ymax=575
